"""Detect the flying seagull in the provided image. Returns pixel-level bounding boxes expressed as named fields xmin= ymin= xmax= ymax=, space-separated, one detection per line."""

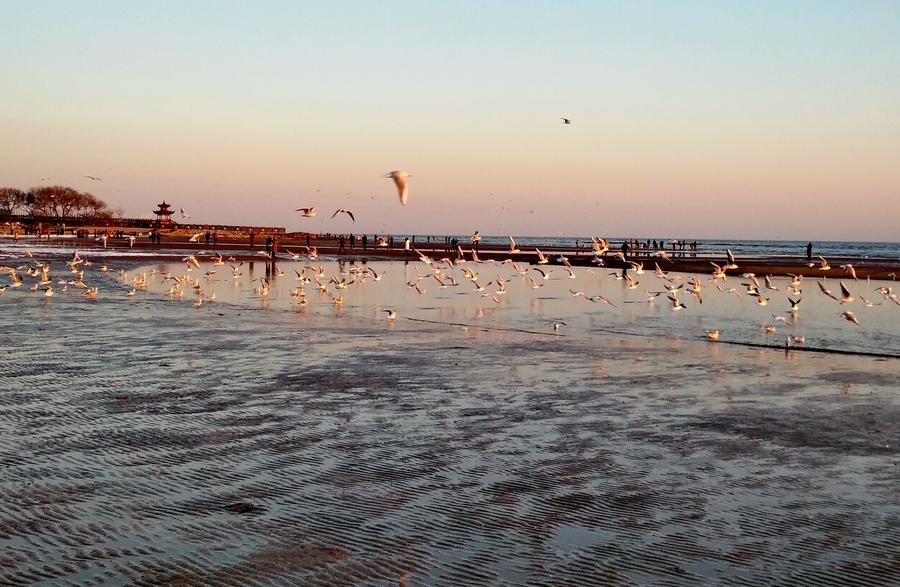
xmin=561 ymin=118 xmax=572 ymax=124
xmin=84 ymin=175 xmax=103 ymax=181
xmin=331 ymin=208 xmax=355 ymax=222
xmin=385 ymin=170 xmax=411 ymax=206
xmin=296 ymin=207 xmax=316 ymax=217
xmin=180 ymin=208 xmax=191 ymax=219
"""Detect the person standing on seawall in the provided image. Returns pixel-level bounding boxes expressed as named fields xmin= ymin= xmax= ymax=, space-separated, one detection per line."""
xmin=806 ymin=242 xmax=813 ymax=261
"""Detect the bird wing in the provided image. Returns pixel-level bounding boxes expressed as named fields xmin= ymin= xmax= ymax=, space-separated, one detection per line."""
xmin=392 ymin=172 xmax=408 ymax=206
xmin=331 ymin=209 xmax=340 ymax=218
xmin=817 ymin=281 xmax=837 ymax=299
xmin=840 ymin=281 xmax=852 ymax=298
xmin=346 ymin=211 xmax=355 ymax=222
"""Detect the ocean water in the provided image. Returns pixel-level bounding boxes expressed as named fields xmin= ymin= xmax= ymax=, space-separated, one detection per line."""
xmin=436 ymin=236 xmax=900 ymax=259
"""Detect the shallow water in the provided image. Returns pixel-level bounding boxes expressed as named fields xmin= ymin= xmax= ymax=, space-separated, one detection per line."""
xmin=1 ymin=252 xmax=899 ymax=585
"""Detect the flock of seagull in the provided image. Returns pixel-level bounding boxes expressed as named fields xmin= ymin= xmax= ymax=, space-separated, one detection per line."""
xmin=3 ymin=240 xmax=898 ymax=352
xmin=8 ymin=155 xmax=899 ymax=350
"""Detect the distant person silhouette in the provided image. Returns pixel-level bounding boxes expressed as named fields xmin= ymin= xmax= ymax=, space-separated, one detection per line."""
xmin=806 ymin=242 xmax=813 ymax=260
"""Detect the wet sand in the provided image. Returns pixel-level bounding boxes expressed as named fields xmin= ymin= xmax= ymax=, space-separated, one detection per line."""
xmin=1 ymin=252 xmax=899 ymax=585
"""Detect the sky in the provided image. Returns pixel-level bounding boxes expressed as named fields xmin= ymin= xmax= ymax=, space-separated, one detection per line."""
xmin=1 ymin=1 xmax=899 ymax=240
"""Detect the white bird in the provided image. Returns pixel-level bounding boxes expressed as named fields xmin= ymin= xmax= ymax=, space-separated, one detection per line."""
xmin=385 ymin=170 xmax=411 ymax=206
xmin=839 ymin=281 xmax=855 ymax=304
xmin=668 ymin=295 xmax=687 ymax=310
xmin=817 ymin=281 xmax=839 ymax=301
xmin=859 ymin=295 xmax=877 ymax=307
xmin=84 ymin=175 xmax=103 ymax=181
xmin=331 ymin=208 xmax=355 ymax=222
xmin=383 ymin=308 xmax=397 ymax=320
xmin=296 ymin=207 xmax=316 ymax=217
xmin=839 ymin=311 xmax=859 ymax=325
xmin=180 ymin=208 xmax=191 ymax=219
xmin=724 ymin=249 xmax=738 ymax=270
xmin=561 ymin=117 xmax=572 ymax=124
xmin=508 ymin=235 xmax=521 ymax=254
xmin=841 ymin=264 xmax=858 ymax=279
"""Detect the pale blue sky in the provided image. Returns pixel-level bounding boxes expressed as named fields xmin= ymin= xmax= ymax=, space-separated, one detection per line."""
xmin=2 ymin=1 xmax=899 ymax=239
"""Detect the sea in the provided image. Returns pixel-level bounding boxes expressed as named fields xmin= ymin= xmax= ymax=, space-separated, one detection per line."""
xmin=435 ymin=236 xmax=900 ymax=259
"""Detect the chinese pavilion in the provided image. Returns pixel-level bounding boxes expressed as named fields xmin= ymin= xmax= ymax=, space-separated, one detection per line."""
xmin=153 ymin=201 xmax=175 ymax=227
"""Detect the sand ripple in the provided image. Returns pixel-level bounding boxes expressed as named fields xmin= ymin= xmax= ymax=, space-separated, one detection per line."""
xmin=1 ymin=288 xmax=899 ymax=585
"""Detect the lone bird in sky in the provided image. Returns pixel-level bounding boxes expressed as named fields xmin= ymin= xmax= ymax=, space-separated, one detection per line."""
xmin=296 ymin=207 xmax=316 ymax=217
xmin=561 ymin=118 xmax=572 ymax=124
xmin=84 ymin=175 xmax=103 ymax=181
xmin=385 ymin=170 xmax=411 ymax=206
xmin=180 ymin=208 xmax=191 ymax=219
xmin=331 ymin=208 xmax=355 ymax=222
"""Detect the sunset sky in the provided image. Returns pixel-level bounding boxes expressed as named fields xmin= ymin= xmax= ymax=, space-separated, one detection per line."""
xmin=2 ymin=1 xmax=898 ymax=240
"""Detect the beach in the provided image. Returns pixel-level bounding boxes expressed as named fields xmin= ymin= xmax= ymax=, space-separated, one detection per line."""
xmin=1 ymin=244 xmax=899 ymax=585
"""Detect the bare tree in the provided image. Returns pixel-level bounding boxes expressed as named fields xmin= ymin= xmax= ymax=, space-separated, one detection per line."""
xmin=0 ymin=187 xmax=25 ymax=218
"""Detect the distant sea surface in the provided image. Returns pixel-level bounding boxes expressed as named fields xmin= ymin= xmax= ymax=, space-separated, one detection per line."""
xmin=432 ymin=236 xmax=900 ymax=259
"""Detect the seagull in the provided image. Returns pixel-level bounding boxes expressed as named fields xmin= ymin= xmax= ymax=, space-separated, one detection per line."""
xmin=296 ymin=207 xmax=316 ymax=217
xmin=561 ymin=118 xmax=572 ymax=124
xmin=508 ymin=236 xmax=521 ymax=254
xmin=180 ymin=207 xmax=191 ymax=219
xmin=385 ymin=170 xmax=411 ymax=205
xmin=859 ymin=295 xmax=877 ymax=307
xmin=645 ymin=290 xmax=662 ymax=303
xmin=815 ymin=256 xmax=831 ymax=271
xmin=84 ymin=175 xmax=103 ymax=181
xmin=591 ymin=237 xmax=609 ymax=255
xmin=724 ymin=249 xmax=738 ymax=270
xmin=841 ymin=264 xmax=858 ymax=279
xmin=331 ymin=208 xmax=355 ymax=222
xmin=706 ymin=329 xmax=720 ymax=341
xmin=383 ymin=309 xmax=398 ymax=320
xmin=532 ymin=267 xmax=553 ymax=280
xmin=535 ymin=249 xmax=550 ymax=264
xmin=839 ymin=311 xmax=859 ymax=325
xmin=587 ymin=294 xmax=617 ymax=307
xmin=667 ymin=294 xmax=687 ymax=311
xmin=788 ymin=297 xmax=802 ymax=313
xmin=817 ymin=281 xmax=839 ymax=301
xmin=188 ymin=232 xmax=204 ymax=242
xmin=839 ymin=281 xmax=855 ymax=304
xmin=471 ymin=231 xmax=482 ymax=242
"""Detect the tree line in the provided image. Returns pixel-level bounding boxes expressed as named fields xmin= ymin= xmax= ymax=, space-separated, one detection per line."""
xmin=0 ymin=185 xmax=120 ymax=221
